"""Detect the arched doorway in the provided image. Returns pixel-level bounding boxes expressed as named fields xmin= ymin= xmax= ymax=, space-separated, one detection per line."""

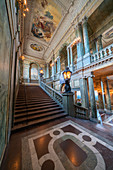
xmin=29 ymin=63 xmax=39 ymax=83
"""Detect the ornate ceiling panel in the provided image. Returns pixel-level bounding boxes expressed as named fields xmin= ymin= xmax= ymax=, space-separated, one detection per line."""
xmin=31 ymin=0 xmax=62 ymax=42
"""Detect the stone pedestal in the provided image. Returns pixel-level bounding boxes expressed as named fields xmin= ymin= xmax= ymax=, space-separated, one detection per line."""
xmin=88 ymin=77 xmax=97 ymax=118
xmin=63 ymin=92 xmax=75 ymax=117
xmin=83 ymin=53 xmax=91 ymax=67
xmin=80 ymin=78 xmax=89 ymax=108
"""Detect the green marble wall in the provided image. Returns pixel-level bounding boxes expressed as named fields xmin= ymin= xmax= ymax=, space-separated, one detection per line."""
xmin=0 ymin=0 xmax=12 ymax=163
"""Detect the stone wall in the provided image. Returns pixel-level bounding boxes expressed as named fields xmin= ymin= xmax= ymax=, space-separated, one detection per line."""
xmin=0 ymin=0 xmax=12 ymax=163
xmin=0 ymin=0 xmax=19 ymax=165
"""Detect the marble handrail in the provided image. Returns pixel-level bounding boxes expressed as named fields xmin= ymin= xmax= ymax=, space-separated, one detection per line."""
xmin=40 ymin=81 xmax=63 ymax=107
xmin=91 ymin=43 xmax=113 ymax=63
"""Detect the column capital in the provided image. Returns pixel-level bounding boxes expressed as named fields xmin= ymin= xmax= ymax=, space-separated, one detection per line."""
xmin=82 ymin=16 xmax=88 ymax=25
xmin=98 ymin=34 xmax=102 ymax=39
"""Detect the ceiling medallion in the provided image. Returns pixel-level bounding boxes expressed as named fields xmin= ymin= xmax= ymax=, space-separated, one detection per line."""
xmin=103 ymin=28 xmax=113 ymax=39
xmin=30 ymin=44 xmax=43 ymax=51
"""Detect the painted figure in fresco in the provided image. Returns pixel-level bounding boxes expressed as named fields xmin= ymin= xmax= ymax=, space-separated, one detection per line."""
xmin=31 ymin=10 xmax=55 ymax=41
xmin=41 ymin=0 xmax=48 ymax=8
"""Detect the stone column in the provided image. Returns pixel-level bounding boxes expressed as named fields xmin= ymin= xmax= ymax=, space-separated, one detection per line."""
xmin=52 ymin=58 xmax=54 ymax=77
xmin=77 ymin=23 xmax=84 ymax=58
xmin=80 ymin=78 xmax=89 ymax=108
xmin=105 ymin=79 xmax=111 ymax=110
xmin=57 ymin=56 xmax=61 ymax=73
xmin=54 ymin=61 xmax=56 ymax=75
xmin=46 ymin=63 xmax=49 ymax=78
xmin=88 ymin=76 xmax=97 ymax=118
xmin=92 ymin=39 xmax=97 ymax=54
xmin=82 ymin=17 xmax=90 ymax=55
xmin=76 ymin=23 xmax=84 ymax=69
xmin=70 ymin=46 xmax=74 ymax=72
xmin=98 ymin=35 xmax=103 ymax=51
xmin=101 ymin=80 xmax=106 ymax=109
xmin=98 ymin=92 xmax=104 ymax=109
xmin=67 ymin=47 xmax=70 ymax=67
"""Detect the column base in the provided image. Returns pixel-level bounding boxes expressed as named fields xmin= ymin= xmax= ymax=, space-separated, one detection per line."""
xmin=83 ymin=53 xmax=91 ymax=67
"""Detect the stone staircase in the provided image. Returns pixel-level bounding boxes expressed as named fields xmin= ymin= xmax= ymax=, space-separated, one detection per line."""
xmin=12 ymin=84 xmax=68 ymax=132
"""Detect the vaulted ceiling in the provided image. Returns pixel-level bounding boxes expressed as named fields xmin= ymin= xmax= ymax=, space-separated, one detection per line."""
xmin=23 ymin=0 xmax=113 ymax=63
xmin=23 ymin=0 xmax=72 ymax=62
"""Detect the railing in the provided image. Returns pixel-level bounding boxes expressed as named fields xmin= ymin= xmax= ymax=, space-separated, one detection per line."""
xmin=74 ymin=104 xmax=89 ymax=119
xmin=91 ymin=43 xmax=113 ymax=63
xmin=40 ymin=81 xmax=63 ymax=107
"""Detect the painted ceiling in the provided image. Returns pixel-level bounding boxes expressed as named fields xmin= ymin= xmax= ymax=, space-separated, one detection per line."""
xmin=31 ymin=0 xmax=62 ymax=42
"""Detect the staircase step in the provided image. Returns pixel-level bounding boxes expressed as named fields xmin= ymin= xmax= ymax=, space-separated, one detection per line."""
xmin=14 ymin=110 xmax=65 ymax=125
xmin=15 ymin=98 xmax=53 ymax=105
xmin=14 ymin=106 xmax=62 ymax=118
xmin=12 ymin=85 xmax=67 ymax=132
xmin=15 ymin=103 xmax=59 ymax=114
xmin=15 ymin=101 xmax=57 ymax=110
xmin=12 ymin=112 xmax=68 ymax=132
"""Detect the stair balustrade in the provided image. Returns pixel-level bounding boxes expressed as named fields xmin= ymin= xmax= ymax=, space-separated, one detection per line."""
xmin=91 ymin=43 xmax=113 ymax=63
xmin=40 ymin=81 xmax=63 ymax=107
xmin=74 ymin=104 xmax=89 ymax=119
xmin=40 ymin=81 xmax=90 ymax=119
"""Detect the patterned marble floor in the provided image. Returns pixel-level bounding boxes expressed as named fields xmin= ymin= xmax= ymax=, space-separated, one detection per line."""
xmin=22 ymin=120 xmax=113 ymax=170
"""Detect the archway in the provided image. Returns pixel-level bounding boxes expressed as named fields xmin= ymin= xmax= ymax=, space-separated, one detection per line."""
xmin=29 ymin=63 xmax=39 ymax=83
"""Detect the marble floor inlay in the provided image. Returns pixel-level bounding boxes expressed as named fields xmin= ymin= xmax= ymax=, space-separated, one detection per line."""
xmin=22 ymin=120 xmax=113 ymax=170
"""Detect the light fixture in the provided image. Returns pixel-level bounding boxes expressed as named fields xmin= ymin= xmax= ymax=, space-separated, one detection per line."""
xmin=20 ymin=55 xmax=25 ymax=60
xmin=39 ymin=68 xmax=44 ymax=77
xmin=17 ymin=0 xmax=29 ymax=17
xmin=63 ymin=67 xmax=72 ymax=93
xmin=23 ymin=13 xmax=26 ymax=17
xmin=70 ymin=37 xmax=81 ymax=48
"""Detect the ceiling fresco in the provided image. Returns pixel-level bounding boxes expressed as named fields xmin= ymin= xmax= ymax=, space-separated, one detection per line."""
xmin=103 ymin=26 xmax=113 ymax=39
xmin=31 ymin=0 xmax=62 ymax=42
xmin=30 ymin=44 xmax=43 ymax=51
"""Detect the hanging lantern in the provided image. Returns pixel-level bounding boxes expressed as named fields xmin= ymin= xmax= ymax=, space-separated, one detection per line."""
xmin=62 ymin=67 xmax=72 ymax=93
